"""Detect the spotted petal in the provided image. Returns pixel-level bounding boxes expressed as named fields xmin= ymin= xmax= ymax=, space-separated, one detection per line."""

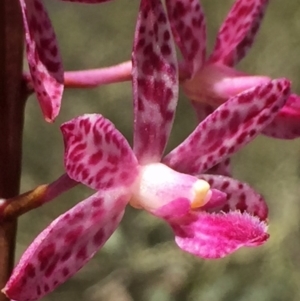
xmin=61 ymin=114 xmax=139 ymax=190
xmin=200 ymin=175 xmax=268 ymax=220
xmin=132 ymin=0 xmax=178 ymax=164
xmin=20 ymin=0 xmax=63 ymax=122
xmin=165 ymin=0 xmax=206 ymax=77
xmin=190 ymin=103 xmax=232 ymax=177
xmin=4 ymin=189 xmax=131 ymax=301
xmin=262 ymin=94 xmax=300 ymax=139
xmin=209 ymin=0 xmax=269 ymax=66
xmin=163 ymin=78 xmax=290 ymax=175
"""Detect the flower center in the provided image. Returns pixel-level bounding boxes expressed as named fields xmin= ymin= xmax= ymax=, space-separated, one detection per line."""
xmin=191 ymin=179 xmax=211 ymax=209
xmin=182 ymin=63 xmax=270 ymax=106
xmin=129 ymin=163 xmax=211 ymax=212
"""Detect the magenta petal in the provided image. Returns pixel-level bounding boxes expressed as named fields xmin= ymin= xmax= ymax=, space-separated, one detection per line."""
xmin=165 ymin=0 xmax=206 ymax=77
xmin=132 ymin=0 xmax=178 ymax=164
xmin=20 ymin=0 xmax=63 ymax=122
xmin=200 ymin=175 xmax=268 ymax=220
xmin=209 ymin=0 xmax=269 ymax=66
xmin=4 ymin=189 xmax=131 ymax=301
xmin=206 ymin=189 xmax=228 ymax=208
xmin=190 ymin=104 xmax=233 ymax=177
xmin=262 ymin=94 xmax=300 ymax=139
xmin=151 ymin=191 xmax=226 ymax=221
xmin=152 ymin=197 xmax=190 ymax=221
xmin=172 ymin=211 xmax=269 ymax=259
xmin=61 ymin=114 xmax=139 ymax=191
xmin=163 ymin=78 xmax=290 ymax=174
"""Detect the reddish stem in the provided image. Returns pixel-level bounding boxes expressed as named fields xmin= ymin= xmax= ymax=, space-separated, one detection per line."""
xmin=0 ymin=174 xmax=78 ymax=220
xmin=0 ymin=1 xmax=24 ymax=300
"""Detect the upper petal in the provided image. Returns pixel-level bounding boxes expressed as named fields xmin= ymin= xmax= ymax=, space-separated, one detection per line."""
xmin=165 ymin=0 xmax=206 ymax=77
xmin=262 ymin=93 xmax=300 ymax=139
xmin=132 ymin=0 xmax=178 ymax=164
xmin=200 ymin=174 xmax=268 ymax=221
xmin=163 ymin=78 xmax=290 ymax=174
xmin=209 ymin=0 xmax=269 ymax=66
xmin=61 ymin=114 xmax=139 ymax=190
xmin=4 ymin=189 xmax=131 ymax=301
xmin=20 ymin=0 xmax=63 ymax=122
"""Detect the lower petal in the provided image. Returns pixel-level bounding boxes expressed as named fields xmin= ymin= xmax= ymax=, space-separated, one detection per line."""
xmin=4 ymin=189 xmax=131 ymax=301
xmin=173 ymin=211 xmax=269 ymax=259
xmin=200 ymin=174 xmax=268 ymax=221
xmin=151 ymin=197 xmax=190 ymax=221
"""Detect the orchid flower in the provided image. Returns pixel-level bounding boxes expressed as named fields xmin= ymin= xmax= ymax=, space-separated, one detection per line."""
xmin=59 ymin=0 xmax=300 ymax=141
xmin=4 ymin=0 xmax=291 ymax=300
xmin=165 ymin=0 xmax=300 ymax=140
xmin=20 ymin=0 xmax=110 ymax=121
xmin=163 ymin=0 xmax=300 ymax=176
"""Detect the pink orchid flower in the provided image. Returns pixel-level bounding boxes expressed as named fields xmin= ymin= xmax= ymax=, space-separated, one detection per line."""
xmin=61 ymin=0 xmax=300 ymax=141
xmin=5 ymin=0 xmax=291 ymax=300
xmin=20 ymin=0 xmax=110 ymax=121
xmin=166 ymin=0 xmax=300 ymax=140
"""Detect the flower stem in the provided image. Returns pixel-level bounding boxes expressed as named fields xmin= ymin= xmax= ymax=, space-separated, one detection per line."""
xmin=64 ymin=61 xmax=132 ymax=88
xmin=0 ymin=1 xmax=24 ymax=300
xmin=24 ymin=60 xmax=189 ymax=92
xmin=0 ymin=174 xmax=78 ymax=220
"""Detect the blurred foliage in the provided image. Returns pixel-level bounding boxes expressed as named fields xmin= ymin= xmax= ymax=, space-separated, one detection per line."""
xmin=18 ymin=0 xmax=300 ymax=300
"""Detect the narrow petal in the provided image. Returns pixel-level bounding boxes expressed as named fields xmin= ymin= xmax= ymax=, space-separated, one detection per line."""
xmin=200 ymin=174 xmax=268 ymax=221
xmin=61 ymin=114 xmax=139 ymax=191
xmin=163 ymin=78 xmax=290 ymax=174
xmin=4 ymin=189 xmax=130 ymax=301
xmin=190 ymin=103 xmax=233 ymax=177
xmin=132 ymin=0 xmax=178 ymax=164
xmin=21 ymin=0 xmax=63 ymax=122
xmin=172 ymin=211 xmax=269 ymax=259
xmin=209 ymin=0 xmax=269 ymax=66
xmin=165 ymin=0 xmax=206 ymax=77
xmin=262 ymin=94 xmax=300 ymax=139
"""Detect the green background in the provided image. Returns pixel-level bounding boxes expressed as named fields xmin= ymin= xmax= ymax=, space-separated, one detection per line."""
xmin=18 ymin=0 xmax=300 ymax=300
